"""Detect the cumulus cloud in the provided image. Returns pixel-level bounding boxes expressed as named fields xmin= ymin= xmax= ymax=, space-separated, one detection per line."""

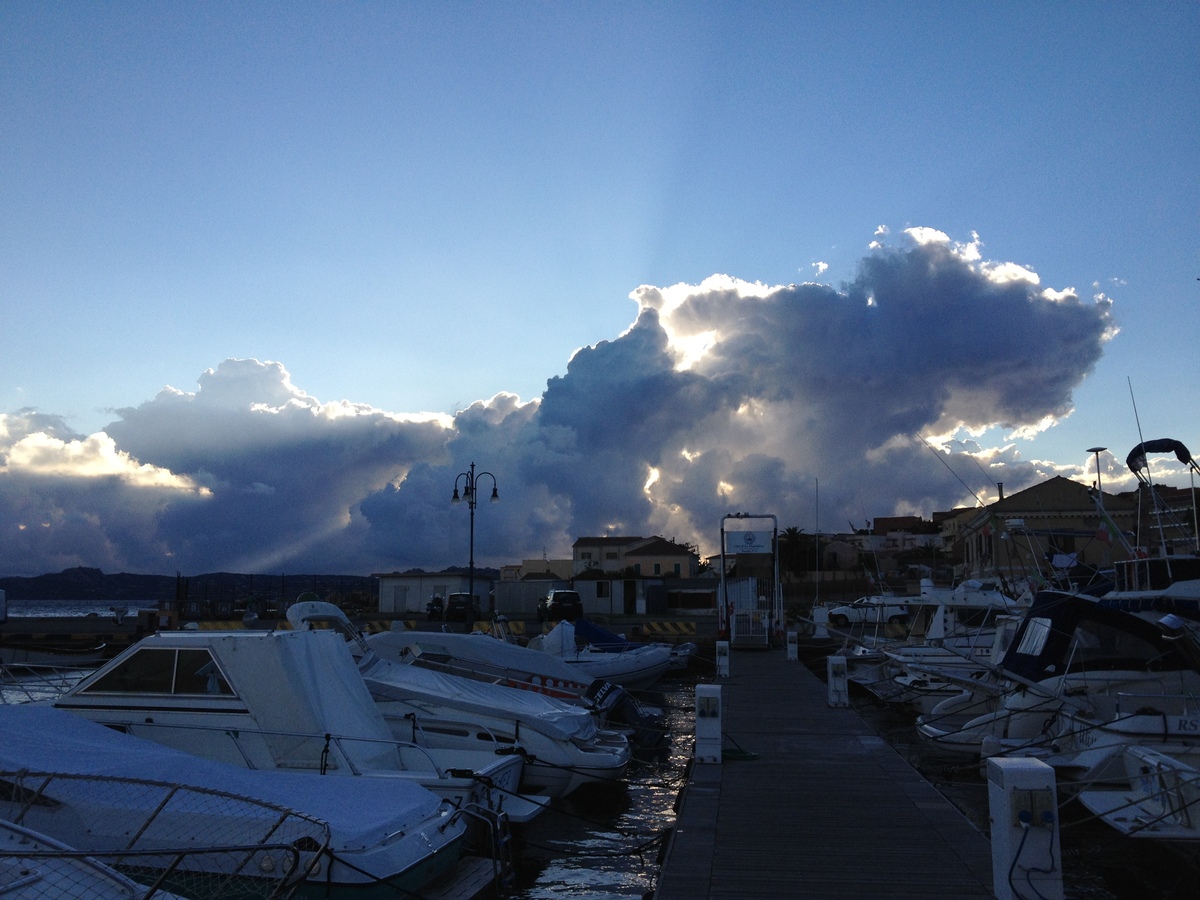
xmin=0 ymin=230 xmax=1124 ymax=577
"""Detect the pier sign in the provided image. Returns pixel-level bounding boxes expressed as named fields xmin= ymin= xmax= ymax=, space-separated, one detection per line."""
xmin=724 ymin=530 xmax=773 ymax=554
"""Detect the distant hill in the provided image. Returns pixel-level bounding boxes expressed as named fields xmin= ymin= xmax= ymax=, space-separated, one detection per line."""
xmin=0 ymin=567 xmax=379 ymax=604
xmin=0 ymin=567 xmax=176 ymax=602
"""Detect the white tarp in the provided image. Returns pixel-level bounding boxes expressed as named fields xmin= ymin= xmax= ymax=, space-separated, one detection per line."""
xmin=0 ymin=704 xmax=445 ymax=848
xmin=360 ymin=637 xmax=599 ymax=743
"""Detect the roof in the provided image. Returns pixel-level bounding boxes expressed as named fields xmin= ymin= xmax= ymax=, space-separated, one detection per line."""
xmin=572 ymin=536 xmax=643 ymax=547
xmin=624 ymin=537 xmax=695 ymax=557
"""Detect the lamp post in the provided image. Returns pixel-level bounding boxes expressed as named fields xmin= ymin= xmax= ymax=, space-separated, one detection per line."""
xmin=1088 ymin=447 xmax=1107 ymax=494
xmin=451 ymin=462 xmax=499 ymax=620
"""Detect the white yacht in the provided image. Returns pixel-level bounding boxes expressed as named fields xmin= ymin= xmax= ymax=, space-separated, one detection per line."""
xmin=290 ymin=602 xmax=632 ymax=798
xmin=49 ymin=625 xmax=541 ymax=825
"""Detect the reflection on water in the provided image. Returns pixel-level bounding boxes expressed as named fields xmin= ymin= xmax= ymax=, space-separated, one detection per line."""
xmin=510 ymin=674 xmax=696 ymax=899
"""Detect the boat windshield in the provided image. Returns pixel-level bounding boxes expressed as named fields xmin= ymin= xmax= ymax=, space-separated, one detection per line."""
xmin=81 ymin=648 xmax=234 ymax=696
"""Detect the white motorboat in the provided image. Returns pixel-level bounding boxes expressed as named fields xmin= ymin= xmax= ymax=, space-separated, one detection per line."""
xmin=528 ymin=620 xmax=672 ymax=690
xmin=0 ymin=704 xmax=468 ymax=898
xmin=367 ymin=625 xmax=667 ymax=747
xmin=290 ymin=602 xmax=632 ymax=798
xmin=50 ymin=625 xmax=541 ymax=826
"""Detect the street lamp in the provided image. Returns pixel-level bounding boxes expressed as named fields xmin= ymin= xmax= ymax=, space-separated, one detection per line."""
xmin=1088 ymin=447 xmax=1107 ymax=494
xmin=451 ymin=461 xmax=499 ymax=620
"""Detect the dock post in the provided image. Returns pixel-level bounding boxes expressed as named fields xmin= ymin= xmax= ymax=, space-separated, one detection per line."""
xmin=715 ymin=640 xmax=730 ymax=677
xmin=826 ymin=655 xmax=849 ymax=707
xmin=811 ymin=606 xmax=829 ymax=638
xmin=987 ymin=757 xmax=1063 ymax=900
xmin=694 ymin=684 xmax=722 ymax=763
xmin=786 ymin=630 xmax=797 ymax=661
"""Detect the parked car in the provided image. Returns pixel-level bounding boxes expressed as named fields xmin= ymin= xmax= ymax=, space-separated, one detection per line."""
xmin=827 ymin=596 xmax=909 ymax=627
xmin=537 ymin=590 xmax=583 ymax=624
xmin=444 ymin=592 xmax=482 ymax=622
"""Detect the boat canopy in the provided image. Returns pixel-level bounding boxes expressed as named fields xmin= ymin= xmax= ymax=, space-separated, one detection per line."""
xmin=0 ymin=704 xmax=447 ymax=847
xmin=59 ymin=628 xmax=402 ymax=772
xmin=998 ymin=590 xmax=1194 ymax=684
xmin=1126 ymin=438 xmax=1197 ymax=478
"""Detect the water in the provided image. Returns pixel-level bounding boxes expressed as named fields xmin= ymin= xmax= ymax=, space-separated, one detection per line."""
xmin=510 ymin=674 xmax=694 ymax=898
xmin=2 ymin=598 xmax=160 ymax=618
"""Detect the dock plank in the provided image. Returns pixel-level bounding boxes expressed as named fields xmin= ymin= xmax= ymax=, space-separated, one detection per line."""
xmin=655 ymin=649 xmax=994 ymax=899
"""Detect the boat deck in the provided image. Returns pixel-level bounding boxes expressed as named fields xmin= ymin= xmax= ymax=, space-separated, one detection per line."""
xmin=655 ymin=648 xmax=995 ymax=899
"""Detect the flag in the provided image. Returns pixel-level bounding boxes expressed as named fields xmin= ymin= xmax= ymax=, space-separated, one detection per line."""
xmin=1095 ymin=512 xmax=1120 ymax=547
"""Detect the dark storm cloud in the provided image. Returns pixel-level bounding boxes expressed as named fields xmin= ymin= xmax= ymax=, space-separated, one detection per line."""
xmin=1 ymin=230 xmax=1117 ymax=575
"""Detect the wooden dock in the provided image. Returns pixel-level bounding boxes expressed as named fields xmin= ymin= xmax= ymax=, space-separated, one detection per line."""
xmin=655 ymin=648 xmax=995 ymax=899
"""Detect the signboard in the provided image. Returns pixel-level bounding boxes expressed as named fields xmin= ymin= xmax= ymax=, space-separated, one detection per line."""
xmin=724 ymin=530 xmax=773 ymax=554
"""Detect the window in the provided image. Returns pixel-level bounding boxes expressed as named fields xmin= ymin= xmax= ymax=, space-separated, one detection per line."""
xmin=581 ymin=551 xmax=593 ymax=560
xmin=674 ymin=563 xmax=681 ymax=575
xmin=1015 ymin=618 xmax=1052 ymax=657
xmin=596 ymin=582 xmax=609 ymax=598
xmin=83 ymin=648 xmax=233 ymax=696
xmin=654 ymin=563 xmax=661 ymax=575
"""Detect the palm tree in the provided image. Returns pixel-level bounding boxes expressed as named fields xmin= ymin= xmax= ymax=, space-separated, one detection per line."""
xmin=779 ymin=526 xmax=805 ymax=575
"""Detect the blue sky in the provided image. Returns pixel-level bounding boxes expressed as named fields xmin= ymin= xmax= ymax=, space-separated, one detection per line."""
xmin=2 ymin=3 xmax=1197 ymax=577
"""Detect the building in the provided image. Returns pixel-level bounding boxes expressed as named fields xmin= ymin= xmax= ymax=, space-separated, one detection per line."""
xmin=572 ymin=536 xmax=699 ymax=577
xmin=375 ymin=570 xmax=497 ymax=615
xmin=952 ymin=476 xmax=1138 ymax=586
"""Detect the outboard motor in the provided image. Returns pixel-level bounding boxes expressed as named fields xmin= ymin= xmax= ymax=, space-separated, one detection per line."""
xmin=585 ymin=679 xmax=667 ymax=749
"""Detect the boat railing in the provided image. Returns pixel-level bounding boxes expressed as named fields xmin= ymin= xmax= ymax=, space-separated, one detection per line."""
xmin=116 ymin=718 xmax=450 ymax=777
xmin=1110 ymin=689 xmax=1200 ymax=717
xmin=0 ymin=768 xmax=330 ymax=899
xmin=0 ymin=661 xmax=92 ymax=703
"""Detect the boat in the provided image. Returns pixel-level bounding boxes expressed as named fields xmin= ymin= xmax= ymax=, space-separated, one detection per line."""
xmin=572 ymin=617 xmax=697 ymax=670
xmin=916 ymin=584 xmax=1200 ymax=773
xmin=1077 ymin=743 xmax=1200 ymax=841
xmin=366 ymin=623 xmax=667 ymax=747
xmin=49 ymin=624 xmax=542 ymax=828
xmin=0 ymin=817 xmax=189 ymax=899
xmin=289 ymin=602 xmax=632 ymax=798
xmin=527 ymin=619 xmax=673 ymax=690
xmin=843 ymin=578 xmax=1023 ymax=712
xmin=0 ymin=704 xmax=468 ymax=898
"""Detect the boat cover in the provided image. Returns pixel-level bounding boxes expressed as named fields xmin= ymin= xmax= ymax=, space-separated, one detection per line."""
xmin=369 ymin=629 xmax=595 ymax=690
xmin=0 ymin=705 xmax=449 ymax=849
xmin=534 ymin=621 xmax=672 ymax=686
xmin=1126 ymin=438 xmax=1195 ymax=476
xmin=359 ymin=639 xmax=600 ymax=743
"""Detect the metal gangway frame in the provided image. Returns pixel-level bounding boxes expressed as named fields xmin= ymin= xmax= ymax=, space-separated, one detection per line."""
xmin=718 ymin=513 xmax=783 ymax=649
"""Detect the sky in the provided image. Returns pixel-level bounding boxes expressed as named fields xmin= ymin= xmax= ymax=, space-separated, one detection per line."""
xmin=2 ymin=3 xmax=1198 ymax=578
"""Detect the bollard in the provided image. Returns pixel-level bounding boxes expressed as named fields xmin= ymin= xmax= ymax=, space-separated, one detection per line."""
xmin=987 ymin=757 xmax=1063 ymax=900
xmin=811 ymin=606 xmax=829 ymax=638
xmin=826 ymin=655 xmax=849 ymax=707
xmin=786 ymin=631 xmax=798 ymax=661
xmin=694 ymin=684 xmax=723 ymax=763
xmin=715 ymin=640 xmax=730 ymax=677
